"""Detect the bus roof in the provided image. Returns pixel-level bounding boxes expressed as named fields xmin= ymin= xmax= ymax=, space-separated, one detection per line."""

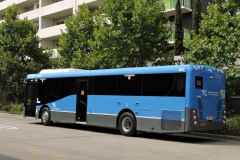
xmin=26 ymin=65 xmax=219 ymax=79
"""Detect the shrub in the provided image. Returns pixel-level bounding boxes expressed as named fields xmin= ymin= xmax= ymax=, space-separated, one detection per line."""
xmin=2 ymin=103 xmax=23 ymax=114
xmin=2 ymin=104 xmax=12 ymax=112
xmin=224 ymin=114 xmax=240 ymax=136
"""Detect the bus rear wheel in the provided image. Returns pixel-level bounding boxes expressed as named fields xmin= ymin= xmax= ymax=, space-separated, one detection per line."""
xmin=41 ymin=107 xmax=52 ymax=126
xmin=118 ymin=112 xmax=136 ymax=136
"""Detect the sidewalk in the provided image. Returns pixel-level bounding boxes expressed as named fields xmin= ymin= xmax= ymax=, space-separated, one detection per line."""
xmin=0 ymin=109 xmax=7 ymax=113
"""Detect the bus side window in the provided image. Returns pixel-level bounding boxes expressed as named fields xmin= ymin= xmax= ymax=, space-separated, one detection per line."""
xmin=142 ymin=74 xmax=174 ymax=96
xmin=174 ymin=74 xmax=186 ymax=96
xmin=177 ymin=77 xmax=185 ymax=92
xmin=116 ymin=75 xmax=142 ymax=96
xmin=46 ymin=79 xmax=60 ymax=102
xmin=59 ymin=78 xmax=75 ymax=98
xmin=94 ymin=76 xmax=117 ymax=95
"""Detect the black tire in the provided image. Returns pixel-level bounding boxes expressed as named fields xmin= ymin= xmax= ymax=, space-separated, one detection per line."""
xmin=118 ymin=112 xmax=136 ymax=136
xmin=41 ymin=107 xmax=52 ymax=126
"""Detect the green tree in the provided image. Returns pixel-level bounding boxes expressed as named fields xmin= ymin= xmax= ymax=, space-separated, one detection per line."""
xmin=174 ymin=0 xmax=184 ymax=55
xmin=59 ymin=0 xmax=173 ymax=69
xmin=192 ymin=0 xmax=202 ymax=34
xmin=215 ymin=0 xmax=240 ymax=16
xmin=184 ymin=3 xmax=240 ymax=95
xmin=58 ymin=4 xmax=96 ymax=69
xmin=0 ymin=5 xmax=51 ymax=104
xmin=96 ymin=0 xmax=172 ymax=67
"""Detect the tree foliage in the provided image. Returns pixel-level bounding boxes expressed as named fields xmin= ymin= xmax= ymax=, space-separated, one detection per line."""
xmin=58 ymin=0 xmax=173 ymax=69
xmin=0 ymin=5 xmax=51 ymax=104
xmin=174 ymin=0 xmax=184 ymax=55
xmin=183 ymin=2 xmax=240 ymax=95
xmin=93 ymin=0 xmax=173 ymax=67
xmin=192 ymin=0 xmax=202 ymax=34
xmin=215 ymin=0 xmax=240 ymax=16
xmin=58 ymin=4 xmax=96 ymax=69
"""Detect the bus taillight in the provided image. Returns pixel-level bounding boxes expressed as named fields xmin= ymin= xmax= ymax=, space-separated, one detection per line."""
xmin=193 ymin=109 xmax=198 ymax=125
xmin=193 ymin=110 xmax=197 ymax=115
xmin=223 ymin=110 xmax=227 ymax=124
xmin=223 ymin=110 xmax=227 ymax=116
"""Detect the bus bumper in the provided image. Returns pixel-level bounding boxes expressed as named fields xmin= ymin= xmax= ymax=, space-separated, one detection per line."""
xmin=185 ymin=108 xmax=226 ymax=132
xmin=186 ymin=121 xmax=226 ymax=132
xmin=35 ymin=107 xmax=39 ymax=120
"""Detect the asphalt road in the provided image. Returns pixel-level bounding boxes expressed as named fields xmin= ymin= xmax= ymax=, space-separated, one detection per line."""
xmin=0 ymin=113 xmax=240 ymax=160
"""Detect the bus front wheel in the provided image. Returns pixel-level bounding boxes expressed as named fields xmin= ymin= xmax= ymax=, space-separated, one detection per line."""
xmin=118 ymin=112 xmax=136 ymax=136
xmin=41 ymin=107 xmax=52 ymax=126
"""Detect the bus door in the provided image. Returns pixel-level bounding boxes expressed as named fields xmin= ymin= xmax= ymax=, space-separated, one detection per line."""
xmin=24 ymin=81 xmax=38 ymax=117
xmin=76 ymin=79 xmax=88 ymax=122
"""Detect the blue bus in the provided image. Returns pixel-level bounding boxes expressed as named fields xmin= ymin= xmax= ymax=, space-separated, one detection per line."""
xmin=24 ymin=65 xmax=226 ymax=136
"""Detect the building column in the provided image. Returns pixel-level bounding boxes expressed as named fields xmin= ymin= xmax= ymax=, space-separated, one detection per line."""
xmin=73 ymin=0 xmax=78 ymax=14
xmin=38 ymin=0 xmax=42 ymax=47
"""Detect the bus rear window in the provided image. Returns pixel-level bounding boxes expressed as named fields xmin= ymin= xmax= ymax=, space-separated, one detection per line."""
xmin=195 ymin=76 xmax=203 ymax=89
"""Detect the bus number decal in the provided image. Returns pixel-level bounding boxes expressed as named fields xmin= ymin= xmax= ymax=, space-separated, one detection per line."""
xmin=179 ymin=68 xmax=185 ymax=72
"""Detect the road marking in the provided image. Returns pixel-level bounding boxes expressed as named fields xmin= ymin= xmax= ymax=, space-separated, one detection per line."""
xmin=217 ymin=146 xmax=237 ymax=153
xmin=0 ymin=125 xmax=18 ymax=130
xmin=53 ymin=154 xmax=67 ymax=159
xmin=9 ymin=144 xmax=20 ymax=148
xmin=7 ymin=142 xmax=69 ymax=159
xmin=28 ymin=148 xmax=41 ymax=152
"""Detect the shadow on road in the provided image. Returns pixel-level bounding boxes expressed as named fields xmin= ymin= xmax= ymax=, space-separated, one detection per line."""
xmin=0 ymin=154 xmax=21 ymax=160
xmin=31 ymin=122 xmax=239 ymax=146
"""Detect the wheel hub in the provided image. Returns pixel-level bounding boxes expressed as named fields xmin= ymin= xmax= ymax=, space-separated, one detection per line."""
xmin=122 ymin=117 xmax=132 ymax=132
xmin=42 ymin=111 xmax=49 ymax=123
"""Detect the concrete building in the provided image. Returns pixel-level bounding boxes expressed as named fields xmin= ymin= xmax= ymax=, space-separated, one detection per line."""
xmin=164 ymin=0 xmax=213 ymax=44
xmin=0 ymin=0 xmax=103 ymax=51
xmin=0 ymin=0 xmax=212 ymax=51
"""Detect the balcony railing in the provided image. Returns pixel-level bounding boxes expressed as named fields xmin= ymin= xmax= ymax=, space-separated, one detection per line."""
xmin=19 ymin=8 xmax=39 ymax=21
xmin=163 ymin=0 xmax=192 ymax=16
xmin=0 ymin=0 xmax=12 ymax=11
xmin=164 ymin=0 xmax=191 ymax=10
xmin=38 ymin=24 xmax=66 ymax=39
xmin=77 ymin=0 xmax=102 ymax=6
xmin=41 ymin=0 xmax=73 ymax=17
